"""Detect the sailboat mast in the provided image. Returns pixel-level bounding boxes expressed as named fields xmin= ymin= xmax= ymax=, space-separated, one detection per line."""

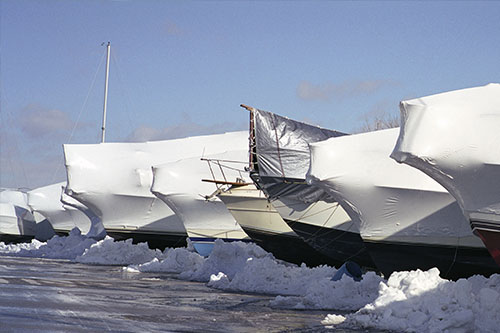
xmin=101 ymin=42 xmax=111 ymax=143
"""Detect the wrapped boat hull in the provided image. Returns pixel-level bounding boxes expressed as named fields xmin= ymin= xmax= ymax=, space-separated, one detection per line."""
xmin=391 ymin=83 xmax=500 ymax=267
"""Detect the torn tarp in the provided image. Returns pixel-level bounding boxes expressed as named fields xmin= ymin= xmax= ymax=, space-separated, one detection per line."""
xmin=250 ymin=107 xmax=346 ymax=202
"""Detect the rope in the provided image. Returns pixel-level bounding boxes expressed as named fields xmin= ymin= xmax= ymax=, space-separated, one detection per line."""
xmin=111 ymin=51 xmax=135 ymax=139
xmin=444 ymin=212 xmax=467 ymax=278
xmin=50 ymin=48 xmax=106 ymax=183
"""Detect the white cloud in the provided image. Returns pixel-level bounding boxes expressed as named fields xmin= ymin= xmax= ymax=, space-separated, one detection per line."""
xmin=297 ymin=80 xmax=393 ymax=102
xmin=0 ymin=150 xmax=66 ymax=190
xmin=19 ymin=105 xmax=75 ymax=138
xmin=163 ymin=19 xmax=185 ymax=37
xmin=0 ymin=104 xmax=91 ymax=189
xmin=126 ymin=118 xmax=246 ymax=142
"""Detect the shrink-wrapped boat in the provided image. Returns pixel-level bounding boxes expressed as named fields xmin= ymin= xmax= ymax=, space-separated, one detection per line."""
xmin=242 ymin=105 xmax=374 ymax=268
xmin=28 ymin=182 xmax=104 ymax=239
xmin=308 ymin=128 xmax=499 ymax=279
xmin=0 ymin=188 xmax=36 ymax=242
xmin=64 ymin=131 xmax=247 ymax=249
xmin=151 ymin=149 xmax=250 ymax=256
xmin=218 ymin=183 xmax=339 ymax=266
xmin=391 ymin=83 xmax=500 ymax=268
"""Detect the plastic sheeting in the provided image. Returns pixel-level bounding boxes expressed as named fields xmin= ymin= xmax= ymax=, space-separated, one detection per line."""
xmin=391 ymin=83 xmax=500 ymax=231
xmin=151 ymin=150 xmax=250 ymax=242
xmin=0 ymin=189 xmax=36 ymax=237
xmin=249 ymin=107 xmax=354 ymax=232
xmin=307 ymin=128 xmax=484 ymax=247
xmin=253 ymin=108 xmax=346 ymax=180
xmin=64 ymin=132 xmax=248 ymax=236
xmin=28 ymin=182 xmax=102 ymax=237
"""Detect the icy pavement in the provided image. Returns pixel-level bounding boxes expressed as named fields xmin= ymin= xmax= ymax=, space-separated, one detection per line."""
xmin=1 ymin=231 xmax=499 ymax=332
xmin=0 ymin=256 xmax=357 ymax=333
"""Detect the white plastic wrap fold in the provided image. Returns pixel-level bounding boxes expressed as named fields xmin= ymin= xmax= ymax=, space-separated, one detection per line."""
xmin=0 ymin=189 xmax=36 ymax=238
xmin=151 ymin=150 xmax=250 ymax=242
xmin=64 ymin=131 xmax=248 ymax=237
xmin=391 ymin=84 xmax=500 ymax=229
xmin=28 ymin=182 xmax=100 ymax=237
xmin=307 ymin=128 xmax=483 ymax=247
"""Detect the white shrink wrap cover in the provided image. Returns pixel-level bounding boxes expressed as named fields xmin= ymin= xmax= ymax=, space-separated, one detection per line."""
xmin=0 ymin=189 xmax=36 ymax=240
xmin=391 ymin=83 xmax=500 ymax=267
xmin=308 ymin=128 xmax=499 ymax=279
xmin=151 ymin=149 xmax=251 ymax=255
xmin=28 ymin=182 xmax=88 ymax=234
xmin=64 ymin=131 xmax=248 ymax=249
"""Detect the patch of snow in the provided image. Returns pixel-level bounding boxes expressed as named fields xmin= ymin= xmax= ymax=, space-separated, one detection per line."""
xmin=321 ymin=314 xmax=346 ymax=325
xmin=331 ymin=268 xmax=500 ymax=333
xmin=130 ymin=247 xmax=204 ymax=273
xmin=76 ymin=236 xmax=165 ymax=265
xmin=2 ymin=232 xmax=499 ymax=333
xmin=0 ymin=239 xmax=44 ymax=253
xmin=271 ymin=271 xmax=383 ymax=311
xmin=0 ymin=228 xmax=96 ymax=260
xmin=181 ymin=240 xmax=272 ymax=282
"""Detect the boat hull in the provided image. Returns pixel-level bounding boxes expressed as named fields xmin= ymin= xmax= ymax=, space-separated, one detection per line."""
xmin=0 ymin=200 xmax=36 ymax=241
xmin=363 ymin=239 xmax=500 ymax=280
xmin=218 ymin=184 xmax=340 ymax=266
xmin=390 ymin=83 xmax=500 ymax=269
xmin=473 ymin=226 xmax=500 ymax=267
xmin=28 ymin=182 xmax=91 ymax=236
xmin=284 ymin=219 xmax=376 ymax=268
xmin=154 ymin=192 xmax=249 ymax=255
xmin=253 ymin=178 xmax=374 ymax=268
xmin=69 ymin=192 xmax=188 ymax=249
xmin=106 ymin=229 xmax=186 ymax=250
xmin=64 ymin=132 xmax=249 ymax=250
xmin=242 ymin=227 xmax=339 ymax=266
xmin=0 ymin=233 xmax=34 ymax=244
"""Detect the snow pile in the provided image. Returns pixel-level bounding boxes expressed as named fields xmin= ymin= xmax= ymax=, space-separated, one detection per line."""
xmin=181 ymin=240 xmax=274 ymax=281
xmin=77 ymin=236 xmax=165 ymax=265
xmin=130 ymin=239 xmax=276 ymax=281
xmin=2 ymin=232 xmax=500 ymax=332
xmin=129 ymin=239 xmax=380 ymax=309
xmin=271 ymin=271 xmax=383 ymax=310
xmin=0 ymin=239 xmax=44 ymax=253
xmin=208 ymin=255 xmax=336 ymax=295
xmin=0 ymin=228 xmax=96 ymax=260
xmin=324 ymin=268 xmax=500 ymax=332
xmin=126 ymin=246 xmax=204 ymax=273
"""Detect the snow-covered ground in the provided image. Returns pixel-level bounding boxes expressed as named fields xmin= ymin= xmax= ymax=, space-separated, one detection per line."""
xmin=1 ymin=230 xmax=499 ymax=332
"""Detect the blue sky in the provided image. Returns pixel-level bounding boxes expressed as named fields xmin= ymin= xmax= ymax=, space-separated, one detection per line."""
xmin=1 ymin=0 xmax=499 ymax=189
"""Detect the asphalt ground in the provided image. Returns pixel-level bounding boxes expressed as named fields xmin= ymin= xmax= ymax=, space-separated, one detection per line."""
xmin=0 ymin=256 xmax=378 ymax=333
